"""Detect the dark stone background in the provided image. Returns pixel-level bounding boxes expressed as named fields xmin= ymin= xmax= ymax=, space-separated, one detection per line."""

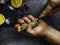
xmin=0 ymin=0 xmax=60 ymax=45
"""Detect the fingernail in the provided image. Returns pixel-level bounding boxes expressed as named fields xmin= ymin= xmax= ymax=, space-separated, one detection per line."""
xmin=14 ymin=24 xmax=19 ymax=29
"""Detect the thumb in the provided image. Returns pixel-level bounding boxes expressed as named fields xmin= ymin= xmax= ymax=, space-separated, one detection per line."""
xmin=26 ymin=24 xmax=37 ymax=36
xmin=27 ymin=24 xmax=32 ymax=30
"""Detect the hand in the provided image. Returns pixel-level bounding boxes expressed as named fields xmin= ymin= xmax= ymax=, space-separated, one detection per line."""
xmin=14 ymin=15 xmax=60 ymax=44
xmin=14 ymin=15 xmax=48 ymax=36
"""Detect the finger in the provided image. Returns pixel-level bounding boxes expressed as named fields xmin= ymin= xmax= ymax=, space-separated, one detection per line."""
xmin=23 ymin=17 xmax=31 ymax=23
xmin=26 ymin=24 xmax=37 ymax=36
xmin=28 ymin=15 xmax=35 ymax=21
xmin=14 ymin=24 xmax=19 ymax=29
xmin=17 ymin=19 xmax=24 ymax=24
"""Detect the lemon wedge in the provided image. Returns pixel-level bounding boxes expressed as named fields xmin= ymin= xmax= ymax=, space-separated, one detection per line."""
xmin=0 ymin=14 xmax=5 ymax=25
xmin=11 ymin=0 xmax=22 ymax=8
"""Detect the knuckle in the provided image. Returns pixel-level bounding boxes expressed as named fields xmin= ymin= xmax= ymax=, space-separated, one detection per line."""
xmin=18 ymin=19 xmax=24 ymax=24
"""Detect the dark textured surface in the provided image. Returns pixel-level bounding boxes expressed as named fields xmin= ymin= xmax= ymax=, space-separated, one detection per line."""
xmin=43 ymin=11 xmax=60 ymax=30
xmin=0 ymin=27 xmax=51 ymax=45
xmin=0 ymin=0 xmax=60 ymax=45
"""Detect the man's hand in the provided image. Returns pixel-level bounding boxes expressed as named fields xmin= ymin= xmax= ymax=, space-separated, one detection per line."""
xmin=14 ymin=15 xmax=48 ymax=36
xmin=14 ymin=15 xmax=60 ymax=44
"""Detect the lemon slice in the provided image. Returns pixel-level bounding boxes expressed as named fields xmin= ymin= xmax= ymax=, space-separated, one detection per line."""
xmin=0 ymin=14 xmax=5 ymax=25
xmin=11 ymin=0 xmax=22 ymax=8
